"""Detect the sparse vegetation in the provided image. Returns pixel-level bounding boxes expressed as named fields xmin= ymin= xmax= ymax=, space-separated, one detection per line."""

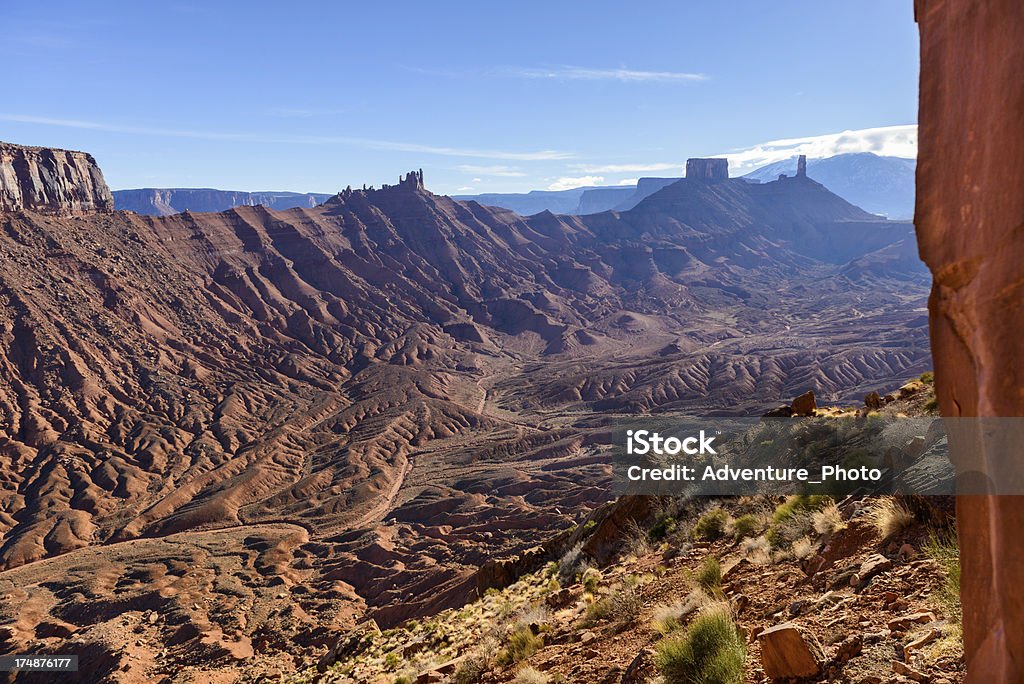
xmin=655 ymin=605 xmax=746 ymax=684
xmin=697 ymin=556 xmax=722 ymax=594
xmin=867 ymin=496 xmax=916 ymax=540
xmin=497 ymin=625 xmax=544 ymax=667
xmin=383 ymin=651 xmax=401 ymax=670
xmin=650 ymin=514 xmax=678 ymax=541
xmin=924 ymin=530 xmax=962 ymax=624
xmin=739 ymin=535 xmax=772 ymax=564
xmin=792 ymin=536 xmax=815 ymax=559
xmin=767 ymin=495 xmax=832 ymax=549
xmin=514 ymin=666 xmax=550 ymax=683
xmin=919 ymin=371 xmax=935 ymax=385
xmin=623 ymin=518 xmax=653 ymax=556
xmin=812 ymin=503 xmax=845 ymax=536
xmin=694 ymin=508 xmax=730 ymax=541
xmin=392 ymin=676 xmax=414 ymax=684
xmin=730 ymin=513 xmax=759 ymax=540
xmin=557 ymin=543 xmax=584 ymax=583
xmin=453 ymin=648 xmax=493 ymax=684
xmin=581 ymin=567 xmax=602 ymax=594
xmin=583 ymin=578 xmax=643 ymax=626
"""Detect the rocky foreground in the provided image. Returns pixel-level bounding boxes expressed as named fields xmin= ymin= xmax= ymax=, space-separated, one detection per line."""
xmin=299 ymin=382 xmax=962 ymax=684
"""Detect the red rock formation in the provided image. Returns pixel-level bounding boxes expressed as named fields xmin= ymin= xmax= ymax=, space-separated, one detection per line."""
xmin=0 ymin=142 xmax=114 ymax=215
xmin=916 ymin=1 xmax=1024 ymax=681
xmin=684 ymin=157 xmax=729 ymax=182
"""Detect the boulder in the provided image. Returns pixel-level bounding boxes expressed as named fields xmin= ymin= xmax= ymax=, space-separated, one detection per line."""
xmin=791 ymin=391 xmax=817 ymax=416
xmin=864 ymin=391 xmax=883 ymax=409
xmin=758 ymin=622 xmax=823 ymax=680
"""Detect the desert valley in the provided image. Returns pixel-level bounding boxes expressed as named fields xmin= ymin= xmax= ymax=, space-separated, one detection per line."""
xmin=0 ymin=138 xmax=957 ymax=683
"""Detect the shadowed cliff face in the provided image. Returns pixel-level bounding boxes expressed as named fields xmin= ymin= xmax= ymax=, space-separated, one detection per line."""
xmin=0 ymin=158 xmax=933 ymax=678
xmin=916 ymin=1 xmax=1024 ymax=681
xmin=0 ymin=142 xmax=114 ymax=215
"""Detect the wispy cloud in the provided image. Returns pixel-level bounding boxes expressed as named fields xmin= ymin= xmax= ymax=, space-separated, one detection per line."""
xmin=571 ymin=162 xmax=680 ymax=173
xmin=0 ymin=113 xmax=573 ymax=161
xmin=456 ymin=164 xmax=526 ymax=177
xmin=548 ymin=175 xmax=605 ymax=191
xmin=722 ymin=125 xmax=917 ymax=174
xmin=509 ymin=66 xmax=708 ymax=83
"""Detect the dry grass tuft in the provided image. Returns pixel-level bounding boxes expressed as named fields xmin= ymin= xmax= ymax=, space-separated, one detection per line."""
xmin=867 ymin=497 xmax=916 ymax=541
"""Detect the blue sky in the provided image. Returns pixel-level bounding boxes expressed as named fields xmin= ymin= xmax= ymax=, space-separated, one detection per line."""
xmin=1 ymin=1 xmax=919 ymax=194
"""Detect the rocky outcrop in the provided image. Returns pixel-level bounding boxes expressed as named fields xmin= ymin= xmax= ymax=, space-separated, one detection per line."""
xmin=916 ymin=1 xmax=1024 ymax=681
xmin=0 ymin=142 xmax=114 ymax=215
xmin=685 ymin=157 xmax=729 ymax=182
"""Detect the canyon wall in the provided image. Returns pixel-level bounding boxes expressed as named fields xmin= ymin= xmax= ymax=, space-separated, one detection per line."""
xmin=0 ymin=142 xmax=114 ymax=215
xmin=113 ymin=188 xmax=333 ymax=216
xmin=915 ymin=1 xmax=1024 ymax=681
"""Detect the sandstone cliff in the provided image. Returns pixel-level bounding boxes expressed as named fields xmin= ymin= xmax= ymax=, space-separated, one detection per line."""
xmin=916 ymin=1 xmax=1024 ymax=681
xmin=0 ymin=141 xmax=114 ymax=215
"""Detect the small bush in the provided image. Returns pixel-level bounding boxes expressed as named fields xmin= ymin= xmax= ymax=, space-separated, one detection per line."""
xmin=656 ymin=606 xmax=746 ymax=684
xmin=652 ymin=601 xmax=690 ymax=635
xmin=514 ymin=666 xmax=550 ymax=684
xmin=650 ymin=514 xmax=678 ymax=541
xmin=384 ymin=651 xmax=401 ymax=671
xmin=919 ymin=371 xmax=935 ymax=385
xmin=812 ymin=503 xmax=845 ymax=536
xmin=925 ymin=397 xmax=939 ymax=412
xmin=453 ymin=639 xmax=496 ymax=683
xmin=623 ymin=518 xmax=652 ymax=556
xmin=694 ymin=508 xmax=730 ymax=541
xmin=583 ymin=581 xmax=643 ymax=626
xmin=739 ymin=536 xmax=771 ymax=564
xmin=393 ymin=676 xmax=415 ymax=684
xmin=772 ymin=495 xmax=832 ymax=525
xmin=581 ymin=567 xmax=602 ymax=594
xmin=557 ymin=543 xmax=583 ymax=583
xmin=731 ymin=514 xmax=759 ymax=540
xmin=924 ymin=530 xmax=961 ymax=624
xmin=792 ymin=537 xmax=815 ymax=559
xmin=868 ymin=497 xmax=916 ymax=540
xmin=497 ymin=626 xmax=543 ymax=666
xmin=697 ymin=556 xmax=722 ymax=594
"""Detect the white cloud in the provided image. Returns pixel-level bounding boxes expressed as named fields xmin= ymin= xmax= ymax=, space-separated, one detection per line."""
xmin=722 ymin=124 xmax=917 ymax=174
xmin=456 ymin=164 xmax=526 ymax=177
xmin=508 ymin=66 xmax=708 ymax=83
xmin=548 ymin=175 xmax=605 ymax=191
xmin=0 ymin=113 xmax=573 ymax=161
xmin=571 ymin=162 xmax=680 ymax=173
xmin=617 ymin=178 xmax=639 ymax=186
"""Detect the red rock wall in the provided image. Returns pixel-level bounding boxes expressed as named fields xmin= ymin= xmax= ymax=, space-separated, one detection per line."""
xmin=915 ymin=1 xmax=1024 ymax=680
xmin=0 ymin=142 xmax=114 ymax=215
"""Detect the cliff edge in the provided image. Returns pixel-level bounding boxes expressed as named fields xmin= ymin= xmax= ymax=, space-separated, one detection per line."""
xmin=0 ymin=141 xmax=114 ymax=215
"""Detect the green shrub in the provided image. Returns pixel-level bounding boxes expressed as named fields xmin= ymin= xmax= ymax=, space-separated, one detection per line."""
xmin=772 ymin=495 xmax=831 ymax=525
xmin=656 ymin=607 xmax=746 ymax=684
xmin=924 ymin=531 xmax=961 ymax=624
xmin=697 ymin=556 xmax=722 ymax=594
xmin=731 ymin=514 xmax=758 ymax=540
xmin=650 ymin=514 xmax=678 ymax=541
xmin=384 ymin=651 xmax=401 ymax=671
xmin=694 ymin=509 xmax=729 ymax=541
xmin=497 ymin=626 xmax=543 ymax=666
xmin=919 ymin=371 xmax=935 ymax=385
xmin=581 ymin=567 xmax=602 ymax=594
xmin=453 ymin=650 xmax=492 ymax=684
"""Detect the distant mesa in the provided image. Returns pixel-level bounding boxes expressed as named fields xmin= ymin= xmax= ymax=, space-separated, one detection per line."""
xmin=685 ymin=157 xmax=730 ymax=182
xmin=0 ymin=141 xmax=114 ymax=215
